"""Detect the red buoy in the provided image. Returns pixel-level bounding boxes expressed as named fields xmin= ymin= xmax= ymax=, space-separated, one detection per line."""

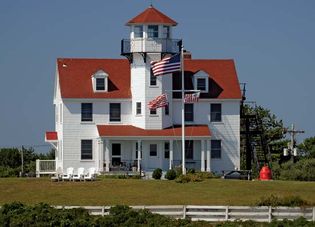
xmin=259 ymin=165 xmax=272 ymax=180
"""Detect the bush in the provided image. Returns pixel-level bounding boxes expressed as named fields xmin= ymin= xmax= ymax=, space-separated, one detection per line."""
xmin=175 ymin=173 xmax=203 ymax=183
xmin=165 ymin=169 xmax=177 ymax=180
xmin=256 ymin=194 xmax=310 ymax=207
xmin=152 ymin=168 xmax=162 ymax=180
xmin=174 ymin=166 xmax=182 ymax=177
xmin=271 ymin=159 xmax=315 ymax=181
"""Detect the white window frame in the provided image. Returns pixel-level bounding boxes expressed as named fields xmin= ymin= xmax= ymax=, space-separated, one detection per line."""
xmin=194 ymin=70 xmax=209 ymax=93
xmin=92 ymin=70 xmax=108 ymax=92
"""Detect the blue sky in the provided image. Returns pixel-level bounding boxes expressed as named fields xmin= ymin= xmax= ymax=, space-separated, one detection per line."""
xmin=0 ymin=0 xmax=314 ymax=152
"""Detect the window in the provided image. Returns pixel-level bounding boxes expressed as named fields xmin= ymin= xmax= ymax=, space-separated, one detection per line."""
xmin=148 ymin=25 xmax=158 ymax=38
xmin=92 ymin=70 xmax=108 ymax=92
xmin=185 ymin=140 xmax=193 ymax=159
xmin=96 ymin=78 xmax=105 ymax=91
xmin=134 ymin=25 xmax=143 ymax=38
xmin=150 ymin=144 xmax=157 ymax=156
xmin=163 ymin=26 xmax=170 ymax=38
xmin=150 ymin=109 xmax=157 ymax=115
xmin=194 ymin=71 xmax=209 ymax=93
xmin=81 ymin=103 xmax=93 ymax=122
xmin=110 ymin=103 xmax=121 ymax=122
xmin=211 ymin=140 xmax=221 ymax=159
xmin=150 ymin=69 xmax=157 ymax=86
xmin=112 ymin=143 xmax=121 ymax=166
xmin=136 ymin=102 xmax=141 ymax=115
xmin=81 ymin=140 xmax=92 ymax=160
xmin=165 ymin=104 xmax=169 ymax=115
xmin=164 ymin=142 xmax=170 ymax=159
xmin=211 ymin=103 xmax=222 ymax=122
xmin=184 ymin=104 xmax=194 ymax=122
xmin=197 ymin=78 xmax=206 ymax=91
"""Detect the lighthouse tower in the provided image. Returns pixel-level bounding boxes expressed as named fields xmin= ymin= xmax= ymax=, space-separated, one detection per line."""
xmin=121 ymin=6 xmax=181 ymax=129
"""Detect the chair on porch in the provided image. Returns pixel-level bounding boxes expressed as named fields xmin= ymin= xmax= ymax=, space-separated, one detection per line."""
xmin=84 ymin=167 xmax=96 ymax=181
xmin=72 ymin=167 xmax=85 ymax=181
xmin=62 ymin=167 xmax=74 ymax=181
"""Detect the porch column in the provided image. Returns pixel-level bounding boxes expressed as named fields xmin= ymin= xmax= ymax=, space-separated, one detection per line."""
xmin=169 ymin=140 xmax=173 ymax=170
xmin=98 ymin=139 xmax=104 ymax=172
xmin=201 ymin=140 xmax=205 ymax=172
xmin=105 ymin=139 xmax=110 ymax=172
xmin=137 ymin=140 xmax=141 ymax=172
xmin=206 ymin=140 xmax=211 ymax=172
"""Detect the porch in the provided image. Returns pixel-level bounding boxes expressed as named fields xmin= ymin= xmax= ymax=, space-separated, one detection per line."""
xmin=97 ymin=124 xmax=213 ymax=173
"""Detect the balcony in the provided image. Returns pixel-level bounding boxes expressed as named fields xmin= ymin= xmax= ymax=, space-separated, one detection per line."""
xmin=121 ymin=38 xmax=181 ymax=55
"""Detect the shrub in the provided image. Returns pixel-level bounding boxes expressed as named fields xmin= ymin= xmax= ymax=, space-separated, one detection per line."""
xmin=195 ymin=171 xmax=218 ymax=179
xmin=256 ymin=194 xmax=309 ymax=207
xmin=165 ymin=169 xmax=177 ymax=180
xmin=175 ymin=173 xmax=203 ymax=183
xmin=152 ymin=168 xmax=162 ymax=180
xmin=174 ymin=166 xmax=182 ymax=177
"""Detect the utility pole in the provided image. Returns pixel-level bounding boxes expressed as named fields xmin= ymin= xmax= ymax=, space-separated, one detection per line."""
xmin=21 ymin=146 xmax=24 ymax=177
xmin=284 ymin=124 xmax=305 ymax=160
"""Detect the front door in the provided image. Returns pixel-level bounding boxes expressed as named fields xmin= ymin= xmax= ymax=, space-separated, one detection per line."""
xmin=111 ymin=143 xmax=121 ymax=166
xmin=148 ymin=144 xmax=159 ymax=169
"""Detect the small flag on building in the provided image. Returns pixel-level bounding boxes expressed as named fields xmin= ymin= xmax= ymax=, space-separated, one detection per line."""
xmin=148 ymin=94 xmax=168 ymax=110
xmin=151 ymin=54 xmax=181 ymax=76
xmin=184 ymin=92 xmax=200 ymax=103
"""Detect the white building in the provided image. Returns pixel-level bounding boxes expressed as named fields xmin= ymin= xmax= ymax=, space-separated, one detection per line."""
xmin=44 ymin=6 xmax=242 ymax=175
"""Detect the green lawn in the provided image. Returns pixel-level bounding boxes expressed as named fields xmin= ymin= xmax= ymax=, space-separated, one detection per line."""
xmin=1 ymin=178 xmax=315 ymax=206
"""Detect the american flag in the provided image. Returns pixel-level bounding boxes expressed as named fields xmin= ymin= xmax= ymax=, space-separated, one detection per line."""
xmin=148 ymin=94 xmax=168 ymax=110
xmin=184 ymin=92 xmax=200 ymax=103
xmin=150 ymin=54 xmax=181 ymax=76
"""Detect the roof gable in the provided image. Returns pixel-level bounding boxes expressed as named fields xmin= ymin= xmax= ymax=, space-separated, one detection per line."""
xmin=127 ymin=6 xmax=177 ymax=26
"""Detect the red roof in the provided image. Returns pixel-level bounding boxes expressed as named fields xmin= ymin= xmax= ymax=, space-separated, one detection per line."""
xmin=97 ymin=125 xmax=211 ymax=138
xmin=57 ymin=58 xmax=241 ymax=100
xmin=174 ymin=59 xmax=242 ymax=99
xmin=58 ymin=58 xmax=131 ymax=99
xmin=127 ymin=6 xmax=177 ymax=26
xmin=45 ymin=132 xmax=58 ymax=141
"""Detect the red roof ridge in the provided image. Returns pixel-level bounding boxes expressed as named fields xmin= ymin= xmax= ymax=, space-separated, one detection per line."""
xmin=126 ymin=6 xmax=177 ymax=26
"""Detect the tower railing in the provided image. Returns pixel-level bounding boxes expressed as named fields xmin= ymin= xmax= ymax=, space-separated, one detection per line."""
xmin=121 ymin=38 xmax=181 ymax=55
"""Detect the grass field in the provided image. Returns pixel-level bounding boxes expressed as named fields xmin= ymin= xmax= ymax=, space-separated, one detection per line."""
xmin=1 ymin=178 xmax=315 ymax=206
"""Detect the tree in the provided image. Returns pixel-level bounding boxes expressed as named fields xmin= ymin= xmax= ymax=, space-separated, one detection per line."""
xmin=298 ymin=137 xmax=315 ymax=159
xmin=241 ymin=104 xmax=285 ymax=170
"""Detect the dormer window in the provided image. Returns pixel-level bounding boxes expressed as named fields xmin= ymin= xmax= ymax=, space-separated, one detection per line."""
xmin=92 ymin=70 xmax=108 ymax=92
xmin=194 ymin=71 xmax=209 ymax=93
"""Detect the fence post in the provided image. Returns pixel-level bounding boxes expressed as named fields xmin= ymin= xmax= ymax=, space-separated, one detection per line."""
xmin=183 ymin=205 xmax=186 ymax=219
xmin=102 ymin=206 xmax=104 ymax=216
xmin=268 ymin=206 xmax=272 ymax=223
xmin=36 ymin=159 xmax=40 ymax=178
xmin=225 ymin=206 xmax=229 ymax=221
xmin=313 ymin=207 xmax=315 ymax=222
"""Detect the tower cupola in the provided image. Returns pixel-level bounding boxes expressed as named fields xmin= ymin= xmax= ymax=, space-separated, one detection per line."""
xmin=121 ymin=6 xmax=181 ymax=62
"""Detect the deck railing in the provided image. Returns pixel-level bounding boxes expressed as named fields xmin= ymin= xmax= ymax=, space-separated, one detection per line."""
xmin=121 ymin=38 xmax=181 ymax=54
xmin=36 ymin=159 xmax=56 ymax=177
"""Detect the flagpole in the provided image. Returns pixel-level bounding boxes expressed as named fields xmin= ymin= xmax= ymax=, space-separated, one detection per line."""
xmin=180 ymin=42 xmax=186 ymax=175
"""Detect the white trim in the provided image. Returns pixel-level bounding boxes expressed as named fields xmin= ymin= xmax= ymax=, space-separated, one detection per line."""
xmin=91 ymin=70 xmax=109 ymax=92
xmin=193 ymin=71 xmax=209 ymax=93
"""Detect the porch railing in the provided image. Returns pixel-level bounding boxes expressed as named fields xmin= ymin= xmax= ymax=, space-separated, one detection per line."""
xmin=36 ymin=159 xmax=56 ymax=177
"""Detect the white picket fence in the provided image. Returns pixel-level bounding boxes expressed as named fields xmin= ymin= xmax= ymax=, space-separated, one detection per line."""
xmin=54 ymin=205 xmax=315 ymax=222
